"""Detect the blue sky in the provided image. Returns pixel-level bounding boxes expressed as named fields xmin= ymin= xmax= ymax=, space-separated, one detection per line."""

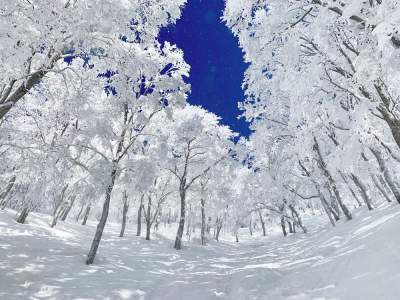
xmin=159 ymin=0 xmax=251 ymax=136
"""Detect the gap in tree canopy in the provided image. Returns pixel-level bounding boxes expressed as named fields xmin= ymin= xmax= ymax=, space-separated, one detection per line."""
xmin=159 ymin=0 xmax=251 ymax=137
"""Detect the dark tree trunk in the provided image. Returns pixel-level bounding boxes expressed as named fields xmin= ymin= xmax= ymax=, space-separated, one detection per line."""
xmin=249 ymin=218 xmax=253 ymax=236
xmin=281 ymin=216 xmax=287 ymax=237
xmin=351 ymin=174 xmax=373 ymax=210
xmin=86 ymin=168 xmax=117 ymax=265
xmin=0 ymin=54 xmax=61 ymax=120
xmin=287 ymin=221 xmax=293 ymax=233
xmin=119 ymin=191 xmax=129 ymax=237
xmin=145 ymin=196 xmax=152 ymax=241
xmin=16 ymin=207 xmax=29 ymax=224
xmin=200 ymin=198 xmax=206 ymax=245
xmin=174 ymin=189 xmax=186 ymax=250
xmin=82 ymin=205 xmax=91 ymax=225
xmin=137 ymin=195 xmax=144 ymax=236
xmin=258 ymin=210 xmax=266 ymax=236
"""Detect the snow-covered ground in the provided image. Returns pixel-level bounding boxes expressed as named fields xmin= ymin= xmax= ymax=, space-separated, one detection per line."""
xmin=1 ymin=204 xmax=400 ymax=300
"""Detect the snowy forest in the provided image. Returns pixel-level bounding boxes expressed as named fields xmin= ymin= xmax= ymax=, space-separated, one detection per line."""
xmin=1 ymin=1 xmax=400 ymax=299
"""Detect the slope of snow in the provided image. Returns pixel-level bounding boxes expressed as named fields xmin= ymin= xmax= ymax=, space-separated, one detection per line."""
xmin=1 ymin=205 xmax=400 ymax=300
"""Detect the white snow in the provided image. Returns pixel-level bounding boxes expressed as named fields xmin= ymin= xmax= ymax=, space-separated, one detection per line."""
xmin=1 ymin=205 xmax=400 ymax=299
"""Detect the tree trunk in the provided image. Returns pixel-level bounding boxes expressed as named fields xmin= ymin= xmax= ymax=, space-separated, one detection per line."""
xmin=137 ymin=195 xmax=144 ymax=236
xmin=61 ymin=195 xmax=76 ymax=221
xmin=339 ymin=170 xmax=362 ymax=207
xmin=0 ymin=175 xmax=16 ymax=209
xmin=0 ymin=53 xmax=61 ymax=120
xmin=174 ymin=189 xmax=186 ymax=250
xmin=215 ymin=217 xmax=223 ymax=241
xmin=320 ymin=192 xmax=336 ymax=227
xmin=289 ymin=204 xmax=307 ymax=233
xmin=200 ymin=198 xmax=206 ymax=246
xmin=145 ymin=196 xmax=151 ymax=241
xmin=16 ymin=207 xmax=29 ymax=224
xmin=351 ymin=174 xmax=373 ymax=210
xmin=281 ymin=216 xmax=287 ymax=237
xmin=372 ymin=174 xmax=392 ymax=203
xmin=249 ymin=218 xmax=253 ymax=236
xmin=76 ymin=204 xmax=85 ymax=222
xmin=119 ymin=191 xmax=129 ymax=237
xmin=370 ymin=148 xmax=400 ymax=204
xmin=258 ymin=210 xmax=266 ymax=236
xmin=86 ymin=168 xmax=117 ymax=265
xmin=287 ymin=221 xmax=293 ymax=233
xmin=82 ymin=205 xmax=91 ymax=225
xmin=313 ymin=137 xmax=352 ymax=220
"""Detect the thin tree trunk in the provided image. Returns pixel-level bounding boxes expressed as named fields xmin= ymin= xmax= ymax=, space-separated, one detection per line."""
xmin=86 ymin=168 xmax=117 ymax=265
xmin=82 ymin=205 xmax=91 ymax=225
xmin=339 ymin=171 xmax=362 ymax=207
xmin=370 ymin=147 xmax=400 ymax=204
xmin=281 ymin=216 xmax=287 ymax=237
xmin=320 ymin=192 xmax=336 ymax=227
xmin=351 ymin=174 xmax=373 ymax=210
xmin=313 ymin=137 xmax=352 ymax=220
xmin=200 ymin=198 xmax=206 ymax=245
xmin=174 ymin=189 xmax=186 ymax=250
xmin=372 ymin=174 xmax=392 ymax=203
xmin=258 ymin=209 xmax=266 ymax=236
xmin=249 ymin=218 xmax=253 ymax=236
xmin=137 ymin=195 xmax=144 ymax=236
xmin=215 ymin=217 xmax=223 ymax=241
xmin=119 ymin=191 xmax=129 ymax=237
xmin=76 ymin=204 xmax=85 ymax=222
xmin=289 ymin=204 xmax=307 ymax=233
xmin=0 ymin=175 xmax=16 ymax=209
xmin=61 ymin=195 xmax=76 ymax=221
xmin=145 ymin=196 xmax=152 ymax=241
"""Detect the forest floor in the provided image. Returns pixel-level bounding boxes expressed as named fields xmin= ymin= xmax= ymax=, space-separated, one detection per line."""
xmin=1 ymin=203 xmax=400 ymax=300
